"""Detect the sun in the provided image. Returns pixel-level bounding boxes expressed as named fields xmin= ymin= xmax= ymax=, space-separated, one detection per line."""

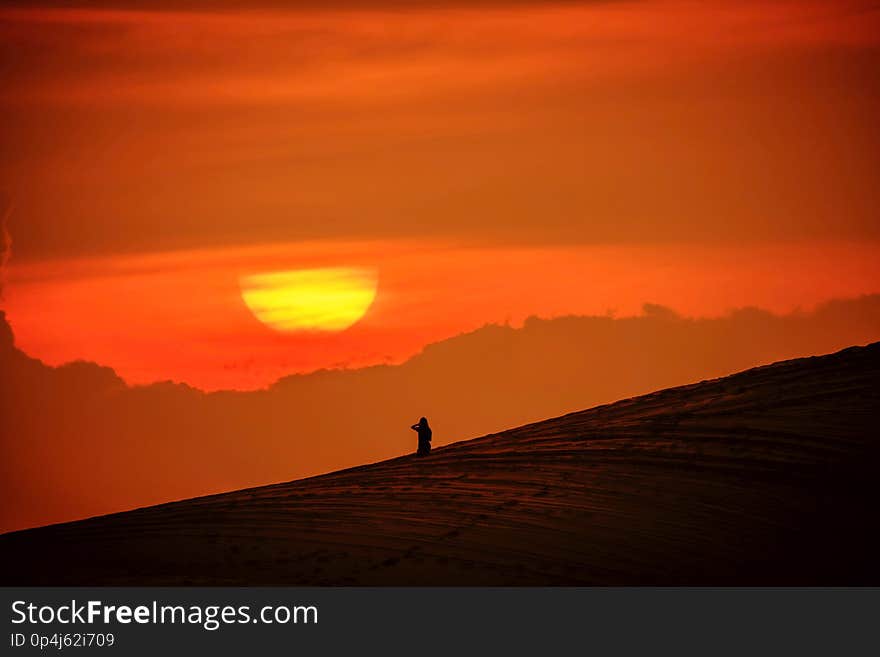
xmin=240 ymin=267 xmax=378 ymax=332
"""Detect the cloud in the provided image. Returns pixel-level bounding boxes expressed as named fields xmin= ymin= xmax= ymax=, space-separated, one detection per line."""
xmin=0 ymin=201 xmax=11 ymax=301
xmin=2 ymin=293 xmax=879 ymax=533
xmin=6 ymin=239 xmax=878 ymax=390
xmin=0 ymin=1 xmax=618 ymax=8
xmin=2 ymin=1 xmax=879 ymax=260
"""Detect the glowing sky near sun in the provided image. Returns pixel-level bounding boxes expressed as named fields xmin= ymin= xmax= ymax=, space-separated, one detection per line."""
xmin=4 ymin=240 xmax=879 ymax=390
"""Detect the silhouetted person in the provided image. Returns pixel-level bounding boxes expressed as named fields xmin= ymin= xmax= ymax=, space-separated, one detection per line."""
xmin=411 ymin=417 xmax=432 ymax=456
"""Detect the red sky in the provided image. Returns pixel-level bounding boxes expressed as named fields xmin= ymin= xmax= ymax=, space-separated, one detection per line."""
xmin=1 ymin=1 xmax=880 ymax=531
xmin=3 ymin=240 xmax=880 ymax=389
xmin=1 ymin=0 xmax=879 ymax=389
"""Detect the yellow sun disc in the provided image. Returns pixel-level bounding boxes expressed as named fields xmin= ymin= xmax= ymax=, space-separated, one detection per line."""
xmin=240 ymin=267 xmax=378 ymax=332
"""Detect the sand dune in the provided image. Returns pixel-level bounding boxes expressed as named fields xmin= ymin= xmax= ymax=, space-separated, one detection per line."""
xmin=5 ymin=296 xmax=880 ymax=534
xmin=2 ymin=342 xmax=878 ymax=585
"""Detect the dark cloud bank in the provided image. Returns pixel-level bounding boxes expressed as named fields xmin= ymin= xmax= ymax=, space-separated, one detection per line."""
xmin=2 ymin=294 xmax=880 ymax=532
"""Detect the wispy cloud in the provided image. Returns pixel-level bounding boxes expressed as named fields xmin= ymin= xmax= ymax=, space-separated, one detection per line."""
xmin=1 ymin=1 xmax=878 ymax=259
xmin=0 ymin=200 xmax=12 ymax=301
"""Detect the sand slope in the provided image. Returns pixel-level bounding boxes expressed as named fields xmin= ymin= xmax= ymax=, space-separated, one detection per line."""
xmin=2 ymin=343 xmax=878 ymax=585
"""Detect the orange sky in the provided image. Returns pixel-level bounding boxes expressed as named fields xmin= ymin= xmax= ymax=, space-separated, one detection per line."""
xmin=2 ymin=1 xmax=880 ymax=532
xmin=1 ymin=0 xmax=879 ymax=388
xmin=3 ymin=240 xmax=879 ymax=389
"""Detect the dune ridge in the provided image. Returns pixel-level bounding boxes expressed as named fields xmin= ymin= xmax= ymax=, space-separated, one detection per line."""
xmin=2 ymin=342 xmax=878 ymax=585
xmin=4 ymin=294 xmax=880 ymax=535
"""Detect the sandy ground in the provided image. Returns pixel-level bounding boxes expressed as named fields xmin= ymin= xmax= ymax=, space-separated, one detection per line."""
xmin=2 ymin=343 xmax=878 ymax=585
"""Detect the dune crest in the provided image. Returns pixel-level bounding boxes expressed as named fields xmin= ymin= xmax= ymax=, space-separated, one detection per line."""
xmin=2 ymin=342 xmax=878 ymax=585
